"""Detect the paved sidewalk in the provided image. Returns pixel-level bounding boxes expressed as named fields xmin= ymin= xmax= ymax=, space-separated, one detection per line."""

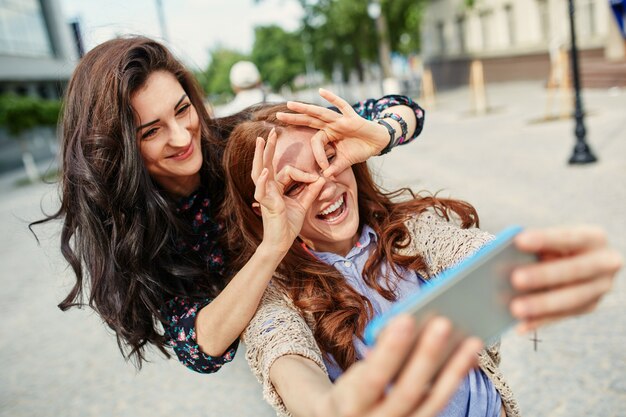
xmin=1 ymin=81 xmax=624 ymax=417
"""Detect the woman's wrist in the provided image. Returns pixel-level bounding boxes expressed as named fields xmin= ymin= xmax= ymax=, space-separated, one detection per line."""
xmin=256 ymin=241 xmax=290 ymax=265
xmin=375 ymin=117 xmax=402 ymax=155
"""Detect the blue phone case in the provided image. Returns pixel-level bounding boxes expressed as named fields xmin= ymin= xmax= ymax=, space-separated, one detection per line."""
xmin=364 ymin=225 xmax=529 ymax=346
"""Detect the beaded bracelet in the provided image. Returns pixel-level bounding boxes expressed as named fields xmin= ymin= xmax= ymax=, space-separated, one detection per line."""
xmin=375 ymin=118 xmax=396 ymax=155
xmin=380 ymin=112 xmax=408 ymax=144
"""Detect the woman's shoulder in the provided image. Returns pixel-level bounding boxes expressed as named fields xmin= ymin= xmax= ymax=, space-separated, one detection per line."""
xmin=403 ymin=211 xmax=495 ymax=276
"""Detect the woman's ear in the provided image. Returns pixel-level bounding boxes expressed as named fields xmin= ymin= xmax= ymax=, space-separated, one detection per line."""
xmin=251 ymin=202 xmax=262 ymax=217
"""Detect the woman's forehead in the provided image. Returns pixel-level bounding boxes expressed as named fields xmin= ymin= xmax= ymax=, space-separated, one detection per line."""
xmin=273 ymin=128 xmax=317 ymax=173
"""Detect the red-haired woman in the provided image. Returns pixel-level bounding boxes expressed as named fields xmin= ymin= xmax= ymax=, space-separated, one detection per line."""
xmin=221 ymin=102 xmax=622 ymax=417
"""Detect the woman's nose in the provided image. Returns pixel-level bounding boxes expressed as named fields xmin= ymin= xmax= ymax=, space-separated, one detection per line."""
xmin=317 ymin=179 xmax=337 ymax=201
xmin=168 ymin=120 xmax=190 ymax=147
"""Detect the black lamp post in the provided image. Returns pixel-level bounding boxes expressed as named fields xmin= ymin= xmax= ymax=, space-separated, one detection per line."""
xmin=567 ymin=0 xmax=597 ymax=164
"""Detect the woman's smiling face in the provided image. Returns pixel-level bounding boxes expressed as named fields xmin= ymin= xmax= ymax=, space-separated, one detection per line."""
xmin=273 ymin=127 xmax=360 ymax=256
xmin=132 ymin=70 xmax=203 ymax=196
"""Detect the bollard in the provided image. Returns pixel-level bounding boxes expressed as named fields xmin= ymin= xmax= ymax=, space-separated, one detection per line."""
xmin=469 ymin=60 xmax=488 ymax=115
xmin=420 ymin=68 xmax=436 ymax=109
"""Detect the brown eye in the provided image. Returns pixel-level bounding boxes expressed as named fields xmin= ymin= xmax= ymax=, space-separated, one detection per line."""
xmin=142 ymin=127 xmax=158 ymax=140
xmin=176 ymin=103 xmax=191 ymax=116
xmin=284 ymin=182 xmax=305 ymax=197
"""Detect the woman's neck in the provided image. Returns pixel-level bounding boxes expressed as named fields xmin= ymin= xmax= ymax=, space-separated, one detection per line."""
xmin=157 ymin=173 xmax=201 ymax=198
xmin=303 ymin=231 xmax=361 ymax=258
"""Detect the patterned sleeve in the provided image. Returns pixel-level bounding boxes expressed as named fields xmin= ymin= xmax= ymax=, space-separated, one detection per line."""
xmin=162 ymin=296 xmax=239 ymax=374
xmin=351 ymin=95 xmax=425 ymax=147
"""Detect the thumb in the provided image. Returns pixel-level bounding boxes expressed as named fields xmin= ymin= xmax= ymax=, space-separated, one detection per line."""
xmin=322 ymin=158 xmax=351 ymax=178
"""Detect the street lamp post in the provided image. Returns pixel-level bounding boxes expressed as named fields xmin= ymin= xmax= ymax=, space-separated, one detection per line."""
xmin=567 ymin=0 xmax=597 ymax=164
xmin=367 ymin=0 xmax=393 ymax=79
xmin=156 ymin=0 xmax=169 ymax=42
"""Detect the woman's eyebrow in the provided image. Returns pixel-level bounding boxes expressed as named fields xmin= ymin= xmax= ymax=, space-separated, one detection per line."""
xmin=174 ymin=94 xmax=187 ymax=108
xmin=136 ymin=94 xmax=188 ymax=132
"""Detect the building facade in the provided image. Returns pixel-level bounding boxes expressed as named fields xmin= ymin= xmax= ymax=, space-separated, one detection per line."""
xmin=0 ymin=0 xmax=78 ymax=173
xmin=421 ymin=0 xmax=626 ymax=88
xmin=0 ymin=0 xmax=77 ymax=99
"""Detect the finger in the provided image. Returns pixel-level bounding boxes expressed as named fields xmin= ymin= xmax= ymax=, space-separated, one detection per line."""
xmin=283 ymin=100 xmax=339 ymax=123
xmin=370 ymin=317 xmax=453 ymax=417
xmin=330 ymin=315 xmax=419 ymax=417
xmin=356 ymin=315 xmax=419 ymax=404
xmin=510 ymin=275 xmax=613 ymax=320
xmin=297 ymin=177 xmax=326 ymax=210
xmin=322 ymin=157 xmax=352 ymax=178
xmin=515 ymin=301 xmax=600 ymax=333
xmin=276 ymin=112 xmax=331 ymax=129
xmin=511 ymin=247 xmax=623 ymax=291
xmin=253 ymin=168 xmax=269 ymax=203
xmin=251 ymin=137 xmax=265 ymax=182
xmin=411 ymin=338 xmax=482 ymax=417
xmin=318 ymin=88 xmax=356 ymax=116
xmin=514 ymin=225 xmax=607 ymax=254
xmin=310 ymin=130 xmax=331 ymax=170
xmin=281 ymin=166 xmax=321 ymax=184
xmin=263 ymin=128 xmax=277 ymax=180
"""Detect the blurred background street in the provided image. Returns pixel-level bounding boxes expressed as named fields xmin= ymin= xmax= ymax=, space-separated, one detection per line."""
xmin=1 ymin=0 xmax=626 ymax=416
xmin=1 ymin=80 xmax=625 ymax=417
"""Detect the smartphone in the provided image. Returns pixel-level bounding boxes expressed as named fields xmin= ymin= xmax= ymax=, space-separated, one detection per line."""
xmin=364 ymin=226 xmax=536 ymax=346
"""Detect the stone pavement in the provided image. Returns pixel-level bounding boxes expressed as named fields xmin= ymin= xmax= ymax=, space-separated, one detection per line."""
xmin=0 ymin=81 xmax=624 ymax=417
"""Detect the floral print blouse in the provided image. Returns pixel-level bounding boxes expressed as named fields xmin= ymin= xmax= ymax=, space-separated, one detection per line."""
xmin=161 ymin=95 xmax=425 ymax=373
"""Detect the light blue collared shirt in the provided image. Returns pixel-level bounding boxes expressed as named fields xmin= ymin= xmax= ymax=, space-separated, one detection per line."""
xmin=310 ymin=225 xmax=502 ymax=417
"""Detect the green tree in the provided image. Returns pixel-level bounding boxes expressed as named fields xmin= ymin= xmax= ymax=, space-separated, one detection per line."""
xmin=383 ymin=0 xmax=427 ymax=55
xmin=0 ymin=94 xmax=61 ymax=136
xmin=256 ymin=0 xmax=428 ymax=82
xmin=251 ymin=25 xmax=306 ymax=91
xmin=202 ymin=47 xmax=249 ymax=102
xmin=300 ymin=0 xmax=377 ymax=81
xmin=0 ymin=94 xmax=61 ymax=181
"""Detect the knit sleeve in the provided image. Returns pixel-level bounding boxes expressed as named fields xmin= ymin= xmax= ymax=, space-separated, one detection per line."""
xmin=243 ymin=284 xmax=327 ymax=417
xmin=405 ymin=211 xmax=495 ymax=277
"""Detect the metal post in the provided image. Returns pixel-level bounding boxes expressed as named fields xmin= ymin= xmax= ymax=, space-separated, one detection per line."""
xmin=156 ymin=0 xmax=169 ymax=42
xmin=567 ymin=0 xmax=597 ymax=164
xmin=368 ymin=0 xmax=393 ymax=79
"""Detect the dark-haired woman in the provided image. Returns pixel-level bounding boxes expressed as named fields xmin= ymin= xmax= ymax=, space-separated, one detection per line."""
xmin=38 ymin=35 xmax=426 ymax=374
xmin=221 ymin=102 xmax=621 ymax=417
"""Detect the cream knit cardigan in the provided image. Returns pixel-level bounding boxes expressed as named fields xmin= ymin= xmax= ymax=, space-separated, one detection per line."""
xmin=242 ymin=212 xmax=521 ymax=417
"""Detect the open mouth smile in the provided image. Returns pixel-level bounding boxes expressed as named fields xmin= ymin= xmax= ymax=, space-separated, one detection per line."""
xmin=316 ymin=193 xmax=348 ymax=223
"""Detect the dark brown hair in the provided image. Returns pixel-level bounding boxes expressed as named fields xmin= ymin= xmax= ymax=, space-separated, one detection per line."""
xmin=221 ymin=104 xmax=479 ymax=370
xmin=32 ymin=36 xmax=227 ymax=366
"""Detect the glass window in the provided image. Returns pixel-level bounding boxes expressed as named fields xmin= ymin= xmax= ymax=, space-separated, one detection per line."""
xmin=0 ymin=0 xmax=52 ymax=57
xmin=456 ymin=15 xmax=466 ymax=53
xmin=505 ymin=4 xmax=516 ymax=46
xmin=479 ymin=10 xmax=493 ymax=50
xmin=436 ymin=21 xmax=446 ymax=55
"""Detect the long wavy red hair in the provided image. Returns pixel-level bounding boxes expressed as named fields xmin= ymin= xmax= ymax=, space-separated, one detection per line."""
xmin=220 ymin=104 xmax=479 ymax=371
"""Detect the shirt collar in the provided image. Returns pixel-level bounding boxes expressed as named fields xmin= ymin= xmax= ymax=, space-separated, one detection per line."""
xmin=309 ymin=224 xmax=378 ymax=263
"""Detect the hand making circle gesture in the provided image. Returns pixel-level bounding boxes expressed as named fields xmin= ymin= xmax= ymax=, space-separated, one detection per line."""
xmin=276 ymin=88 xmax=393 ymax=178
xmin=251 ymin=127 xmax=325 ymax=254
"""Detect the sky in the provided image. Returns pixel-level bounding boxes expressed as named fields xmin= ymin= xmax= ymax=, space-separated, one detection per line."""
xmin=60 ymin=0 xmax=304 ymax=70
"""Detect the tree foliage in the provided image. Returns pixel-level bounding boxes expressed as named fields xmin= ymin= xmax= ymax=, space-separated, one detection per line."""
xmin=288 ymin=0 xmax=426 ymax=81
xmin=383 ymin=0 xmax=427 ymax=55
xmin=300 ymin=0 xmax=376 ymax=81
xmin=0 ymin=94 xmax=61 ymax=136
xmin=201 ymin=47 xmax=249 ymax=102
xmin=223 ymin=0 xmax=430 ymax=88
xmin=251 ymin=25 xmax=306 ymax=91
